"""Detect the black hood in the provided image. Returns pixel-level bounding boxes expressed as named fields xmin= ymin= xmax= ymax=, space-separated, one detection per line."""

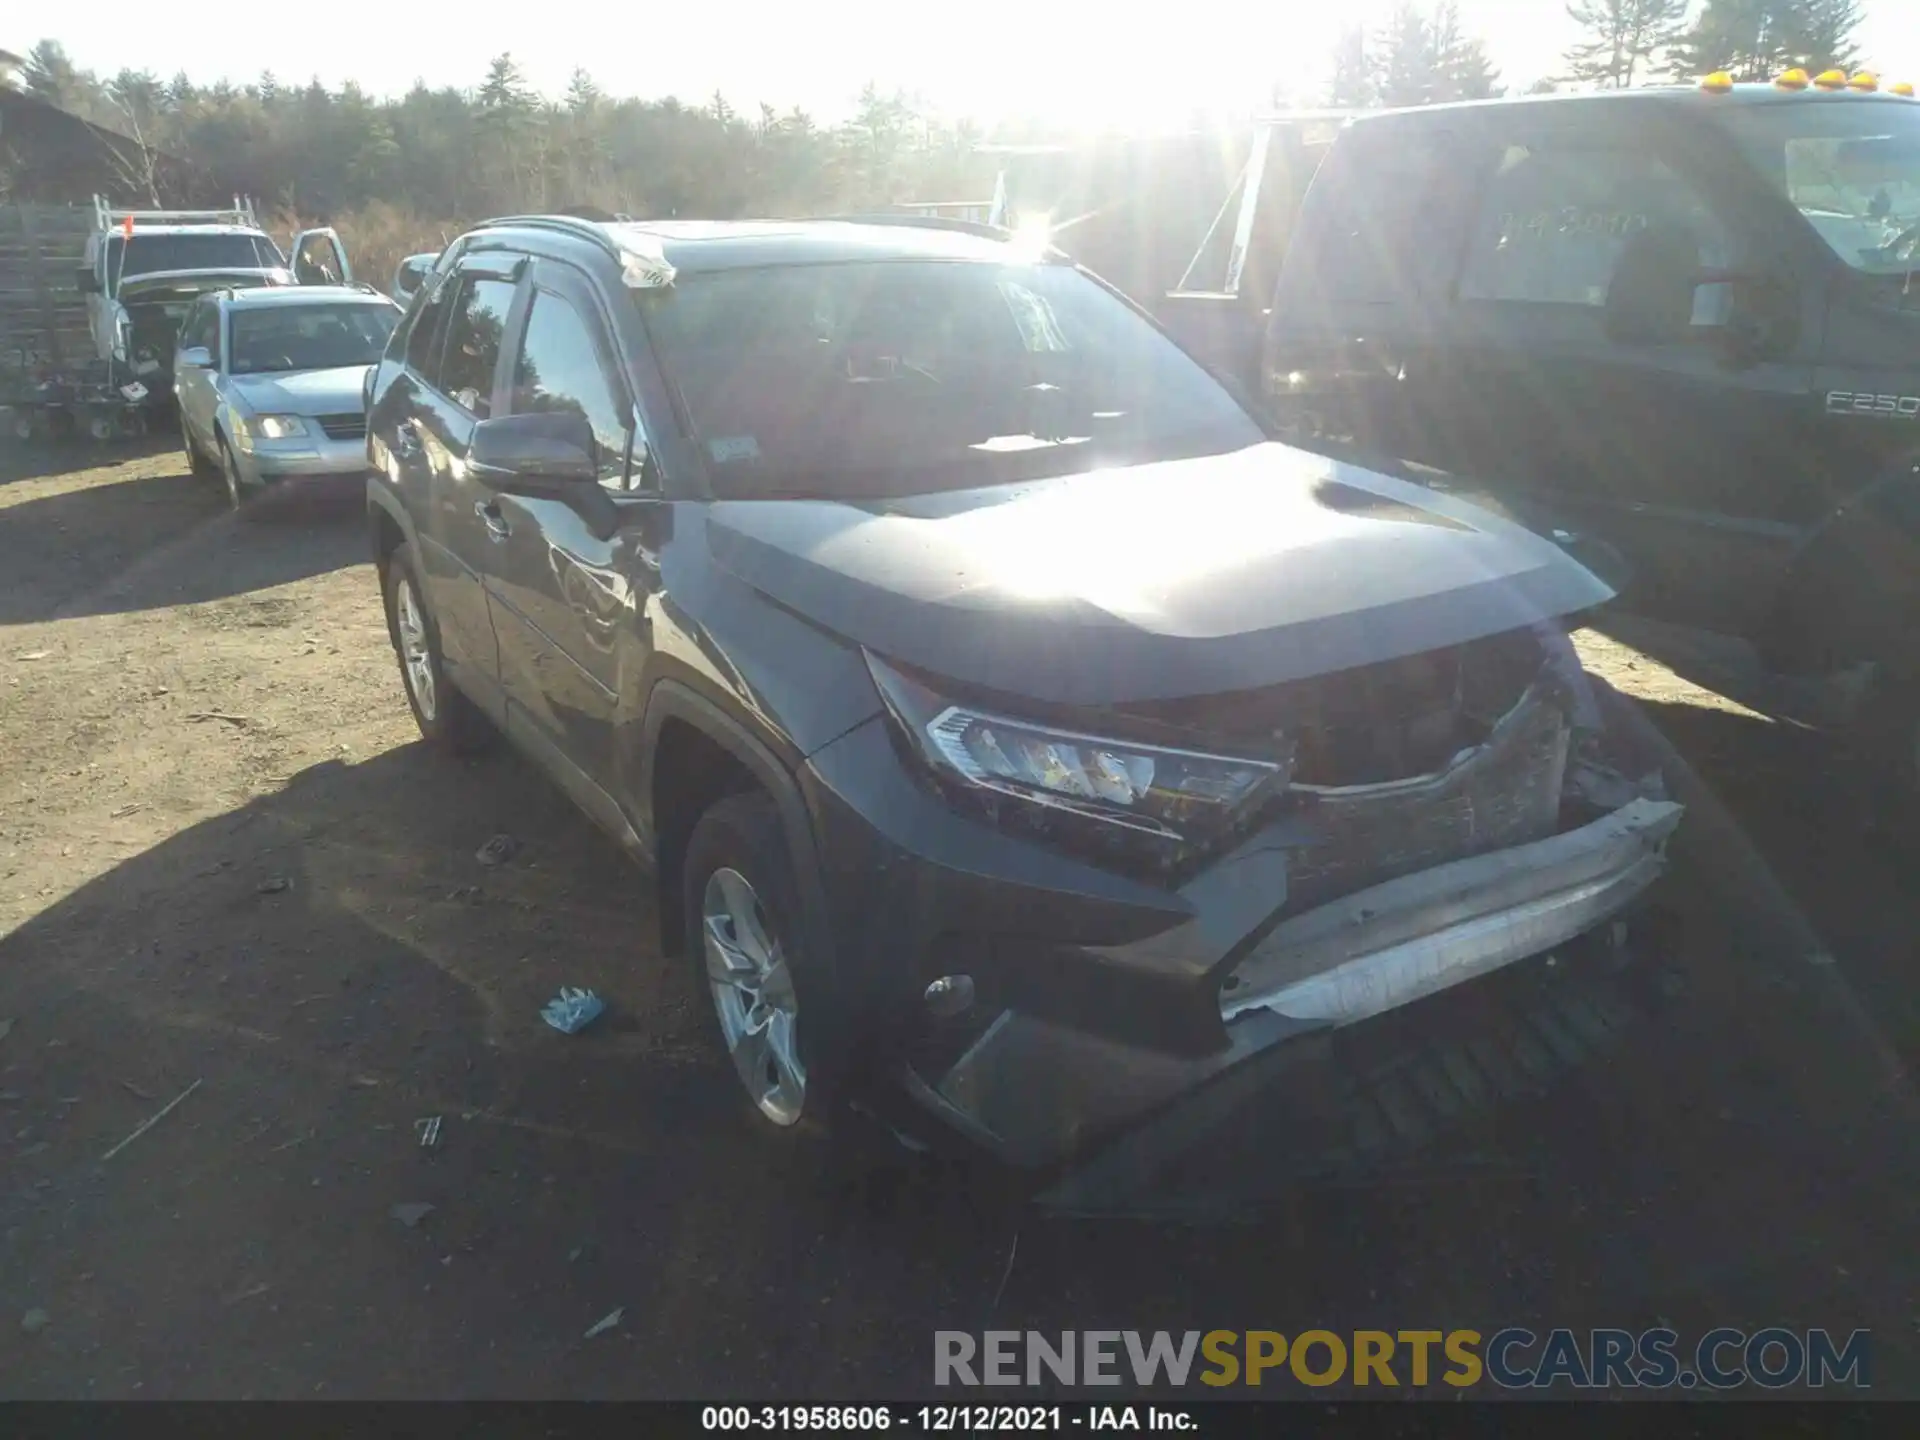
xmin=705 ymin=443 xmax=1613 ymax=707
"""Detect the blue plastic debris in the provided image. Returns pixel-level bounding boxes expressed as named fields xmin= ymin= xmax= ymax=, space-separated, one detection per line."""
xmin=541 ymin=987 xmax=605 ymax=1035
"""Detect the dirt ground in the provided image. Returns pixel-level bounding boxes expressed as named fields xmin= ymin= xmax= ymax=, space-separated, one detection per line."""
xmin=1 ymin=435 xmax=1916 ymax=1399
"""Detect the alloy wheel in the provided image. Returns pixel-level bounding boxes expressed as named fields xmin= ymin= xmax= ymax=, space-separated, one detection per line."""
xmin=394 ymin=575 xmax=438 ymax=723
xmin=701 ymin=866 xmax=805 ymax=1125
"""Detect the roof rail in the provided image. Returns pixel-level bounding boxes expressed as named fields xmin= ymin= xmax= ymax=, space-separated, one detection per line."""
xmin=476 ymin=214 xmax=623 ymax=259
xmin=92 ymin=194 xmax=262 ymax=232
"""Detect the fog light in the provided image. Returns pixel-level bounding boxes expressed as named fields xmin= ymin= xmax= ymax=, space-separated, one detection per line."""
xmin=923 ymin=974 xmax=975 ymax=1017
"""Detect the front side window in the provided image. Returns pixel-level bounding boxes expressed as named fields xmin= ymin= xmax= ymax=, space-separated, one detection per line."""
xmin=642 ymin=260 xmax=1263 ymax=499
xmin=180 ymin=300 xmax=216 ymax=356
xmin=107 ymin=233 xmax=284 ymax=279
xmin=508 ymin=291 xmax=632 ymax=488
xmin=1715 ymin=102 xmax=1920 ymax=276
xmin=438 ymin=277 xmax=519 ymax=417
xmin=228 ymin=303 xmax=400 ymax=375
xmin=1458 ymin=143 xmax=1735 ymax=322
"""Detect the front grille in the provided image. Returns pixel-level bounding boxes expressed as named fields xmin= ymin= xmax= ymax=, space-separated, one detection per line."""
xmin=1121 ymin=628 xmax=1547 ymax=787
xmin=315 ymin=413 xmax=366 ymax=441
xmin=1283 ymin=684 xmax=1570 ymax=911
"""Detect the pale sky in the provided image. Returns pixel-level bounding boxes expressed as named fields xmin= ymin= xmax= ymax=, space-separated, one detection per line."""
xmin=21 ymin=0 xmax=1920 ymax=130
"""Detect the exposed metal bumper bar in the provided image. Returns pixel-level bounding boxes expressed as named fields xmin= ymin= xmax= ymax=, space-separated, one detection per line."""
xmin=1220 ymin=798 xmax=1685 ymax=1026
xmin=920 ymin=798 xmax=1683 ymax=1169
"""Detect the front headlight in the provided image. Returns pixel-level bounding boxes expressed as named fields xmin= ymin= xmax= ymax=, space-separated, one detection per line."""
xmin=243 ymin=414 xmax=310 ymax=440
xmin=866 ymin=652 xmax=1291 ymax=848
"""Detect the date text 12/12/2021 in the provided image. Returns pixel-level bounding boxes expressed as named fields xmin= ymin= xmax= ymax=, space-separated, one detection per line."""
xmin=701 ymin=1406 xmax=1193 ymax=1432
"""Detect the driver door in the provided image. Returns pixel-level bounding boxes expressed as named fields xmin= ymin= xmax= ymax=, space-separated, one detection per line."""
xmin=1446 ymin=122 xmax=1816 ymax=631
xmin=173 ymin=298 xmax=223 ymax=448
xmin=484 ymin=260 xmax=662 ymax=819
xmin=290 ymin=229 xmax=352 ymax=286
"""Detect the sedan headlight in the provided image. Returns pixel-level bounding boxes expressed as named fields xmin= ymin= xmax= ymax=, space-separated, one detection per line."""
xmin=866 ymin=652 xmax=1291 ymax=849
xmin=243 ymin=414 xmax=310 ymax=440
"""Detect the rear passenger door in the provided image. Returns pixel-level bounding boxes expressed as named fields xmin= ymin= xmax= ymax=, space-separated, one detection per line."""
xmin=485 ymin=260 xmax=661 ymax=829
xmin=400 ymin=256 xmax=528 ymax=716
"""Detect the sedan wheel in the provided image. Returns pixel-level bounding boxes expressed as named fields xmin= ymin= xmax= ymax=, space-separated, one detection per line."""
xmin=218 ymin=438 xmax=247 ymax=510
xmin=702 ymin=865 xmax=806 ymax=1126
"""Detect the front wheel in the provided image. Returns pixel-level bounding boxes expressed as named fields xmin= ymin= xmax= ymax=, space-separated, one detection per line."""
xmin=183 ymin=414 xmax=215 ymax=479
xmin=217 ymin=435 xmax=256 ymax=515
xmin=683 ymin=792 xmax=838 ymax=1136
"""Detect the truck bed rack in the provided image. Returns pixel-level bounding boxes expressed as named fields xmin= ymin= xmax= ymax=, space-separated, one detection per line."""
xmin=91 ymin=195 xmax=262 ymax=232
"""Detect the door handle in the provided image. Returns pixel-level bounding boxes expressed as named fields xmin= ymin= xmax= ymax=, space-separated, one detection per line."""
xmin=475 ymin=499 xmax=511 ymax=541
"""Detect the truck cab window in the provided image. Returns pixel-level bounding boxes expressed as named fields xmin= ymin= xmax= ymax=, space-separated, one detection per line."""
xmin=1458 ymin=144 xmax=1736 ymax=325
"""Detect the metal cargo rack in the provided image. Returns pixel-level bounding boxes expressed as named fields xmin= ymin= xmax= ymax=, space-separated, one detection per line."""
xmin=2 ymin=203 xmax=160 ymax=444
xmin=91 ymin=195 xmax=263 ymax=232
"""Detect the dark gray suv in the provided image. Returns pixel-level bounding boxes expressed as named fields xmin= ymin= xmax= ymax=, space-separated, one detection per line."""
xmin=363 ymin=215 xmax=1684 ymax=1198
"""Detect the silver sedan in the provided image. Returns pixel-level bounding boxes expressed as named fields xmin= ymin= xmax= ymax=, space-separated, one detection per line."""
xmin=175 ymin=286 xmax=401 ymax=511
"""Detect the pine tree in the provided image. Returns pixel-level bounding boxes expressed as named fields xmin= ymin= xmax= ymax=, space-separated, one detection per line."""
xmin=1781 ymin=0 xmax=1864 ymax=73
xmin=1375 ymin=3 xmax=1441 ymax=107
xmin=1328 ymin=25 xmax=1374 ymax=107
xmin=1366 ymin=3 xmax=1500 ymax=107
xmin=1671 ymin=0 xmax=1788 ymax=81
xmin=1432 ymin=2 xmax=1502 ymax=99
xmin=478 ymin=53 xmax=530 ymax=112
xmin=1564 ymin=0 xmax=1690 ymax=88
xmin=23 ymin=40 xmax=87 ymax=109
xmin=565 ymin=68 xmax=602 ymax=114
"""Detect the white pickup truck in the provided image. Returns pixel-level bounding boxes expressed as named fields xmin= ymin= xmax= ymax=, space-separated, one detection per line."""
xmin=75 ymin=197 xmax=353 ymax=412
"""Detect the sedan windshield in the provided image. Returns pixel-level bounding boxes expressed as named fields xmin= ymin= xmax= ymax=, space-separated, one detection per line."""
xmin=1717 ymin=102 xmax=1920 ymax=275
xmin=229 ymin=303 xmax=399 ymax=375
xmin=642 ymin=260 xmax=1264 ymax=498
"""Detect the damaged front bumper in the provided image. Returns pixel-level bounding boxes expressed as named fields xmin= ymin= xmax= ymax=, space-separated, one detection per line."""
xmin=797 ymin=630 xmax=1686 ymax=1183
xmin=907 ymin=797 xmax=1680 ymax=1170
xmin=1218 ymin=797 xmax=1681 ymax=1029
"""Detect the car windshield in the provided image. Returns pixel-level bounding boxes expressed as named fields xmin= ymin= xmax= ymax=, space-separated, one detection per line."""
xmin=1717 ymin=102 xmax=1920 ymax=275
xmin=109 ymin=232 xmax=284 ymax=278
xmin=641 ymin=259 xmax=1264 ymax=498
xmin=229 ymin=303 xmax=400 ymax=375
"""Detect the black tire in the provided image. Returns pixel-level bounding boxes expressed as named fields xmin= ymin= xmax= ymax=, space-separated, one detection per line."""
xmin=183 ymin=416 xmax=215 ymax=480
xmin=380 ymin=541 xmax=493 ymax=755
xmin=216 ymin=435 xmax=258 ymax=517
xmin=681 ymin=791 xmax=843 ymax=1142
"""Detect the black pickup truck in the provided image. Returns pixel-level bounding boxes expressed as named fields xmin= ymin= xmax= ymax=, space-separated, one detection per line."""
xmin=1244 ymin=76 xmax=1920 ymax=784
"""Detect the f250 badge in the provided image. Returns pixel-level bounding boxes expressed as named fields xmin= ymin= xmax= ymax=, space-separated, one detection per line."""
xmin=1827 ymin=391 xmax=1920 ymax=418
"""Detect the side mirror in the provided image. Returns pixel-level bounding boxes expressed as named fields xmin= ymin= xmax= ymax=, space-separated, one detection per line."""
xmin=76 ymin=267 xmax=100 ymax=295
xmin=469 ymin=410 xmax=599 ymax=489
xmin=176 ymin=346 xmax=213 ymax=370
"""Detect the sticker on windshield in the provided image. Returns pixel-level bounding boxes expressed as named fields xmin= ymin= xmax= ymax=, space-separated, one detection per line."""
xmin=708 ymin=435 xmax=761 ymax=463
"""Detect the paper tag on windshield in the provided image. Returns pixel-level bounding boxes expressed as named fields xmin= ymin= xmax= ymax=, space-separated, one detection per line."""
xmin=708 ymin=435 xmax=761 ymax=464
